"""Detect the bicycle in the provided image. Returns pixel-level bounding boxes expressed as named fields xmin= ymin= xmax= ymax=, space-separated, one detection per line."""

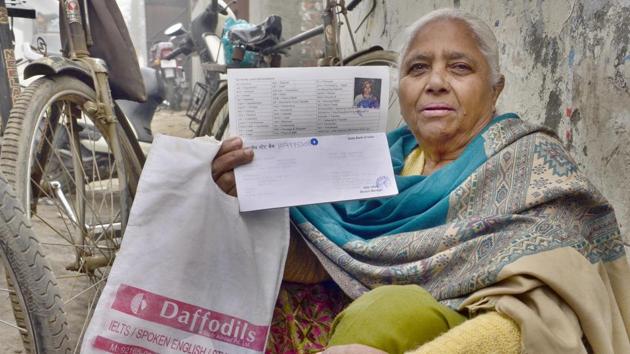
xmin=0 ymin=0 xmax=144 ymax=350
xmin=193 ymin=0 xmax=402 ymax=140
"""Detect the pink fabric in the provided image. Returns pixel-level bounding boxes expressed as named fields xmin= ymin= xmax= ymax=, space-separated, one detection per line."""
xmin=266 ymin=282 xmax=350 ymax=353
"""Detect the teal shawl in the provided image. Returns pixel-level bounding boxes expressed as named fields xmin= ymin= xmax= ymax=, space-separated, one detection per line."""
xmin=291 ymin=113 xmax=519 ymax=246
xmin=289 ymin=115 xmax=625 ymax=309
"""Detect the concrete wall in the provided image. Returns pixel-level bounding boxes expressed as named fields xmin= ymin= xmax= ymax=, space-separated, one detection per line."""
xmin=343 ymin=0 xmax=630 ymax=240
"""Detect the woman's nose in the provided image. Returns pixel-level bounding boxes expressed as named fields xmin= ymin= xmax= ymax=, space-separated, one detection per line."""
xmin=425 ymin=69 xmax=449 ymax=94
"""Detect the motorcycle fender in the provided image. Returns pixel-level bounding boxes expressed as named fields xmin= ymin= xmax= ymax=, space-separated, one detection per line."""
xmin=342 ymin=45 xmax=385 ymax=65
xmin=24 ymin=56 xmax=94 ymax=84
xmin=203 ymin=33 xmax=225 ymax=64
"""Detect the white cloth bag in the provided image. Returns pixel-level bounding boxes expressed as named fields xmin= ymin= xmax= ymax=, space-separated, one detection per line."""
xmin=82 ymin=134 xmax=289 ymax=354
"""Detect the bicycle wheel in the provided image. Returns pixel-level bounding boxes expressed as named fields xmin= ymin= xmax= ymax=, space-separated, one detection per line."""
xmin=0 ymin=174 xmax=71 ymax=353
xmin=0 ymin=75 xmax=143 ymax=352
xmin=346 ymin=50 xmax=402 ymax=130
xmin=196 ymin=83 xmax=230 ymax=140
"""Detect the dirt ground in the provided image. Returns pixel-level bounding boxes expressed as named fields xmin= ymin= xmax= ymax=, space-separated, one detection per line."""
xmin=0 ymin=108 xmax=194 ymax=353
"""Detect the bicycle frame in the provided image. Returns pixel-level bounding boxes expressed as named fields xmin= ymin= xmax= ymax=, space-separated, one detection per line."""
xmin=260 ymin=0 xmax=360 ymax=66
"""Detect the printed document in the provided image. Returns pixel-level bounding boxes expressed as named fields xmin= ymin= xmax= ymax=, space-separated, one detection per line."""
xmin=228 ymin=66 xmax=398 ymax=211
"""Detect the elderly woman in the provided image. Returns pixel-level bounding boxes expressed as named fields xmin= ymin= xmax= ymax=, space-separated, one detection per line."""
xmin=354 ymin=79 xmax=380 ymax=108
xmin=212 ymin=8 xmax=630 ymax=354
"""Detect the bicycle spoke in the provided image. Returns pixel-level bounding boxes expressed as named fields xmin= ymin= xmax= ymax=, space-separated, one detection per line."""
xmin=0 ymin=319 xmax=27 ymax=333
xmin=31 ymin=101 xmax=122 ymax=262
xmin=65 ymin=256 xmax=87 ymax=296
xmin=64 ymin=110 xmax=120 ymax=247
xmin=40 ymin=242 xmax=104 ymax=250
xmin=0 ymin=287 xmax=16 ymax=294
xmin=63 ymin=276 xmax=106 ymax=305
xmin=30 ymin=188 xmax=77 ymax=246
xmin=36 ymin=102 xmax=81 ymax=189
xmin=89 ymin=151 xmax=118 ymax=240
xmin=92 ymin=210 xmax=120 ymax=246
xmin=56 ymin=274 xmax=90 ymax=280
xmin=75 ymin=278 xmax=104 ymax=354
xmin=85 ymin=123 xmax=111 ymax=218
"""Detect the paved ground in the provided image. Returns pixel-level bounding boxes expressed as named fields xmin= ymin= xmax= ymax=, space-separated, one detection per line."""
xmin=0 ymin=108 xmax=194 ymax=353
xmin=151 ymin=108 xmax=196 ymax=140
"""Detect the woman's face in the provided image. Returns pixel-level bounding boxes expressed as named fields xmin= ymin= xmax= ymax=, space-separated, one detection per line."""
xmin=399 ymin=19 xmax=503 ymax=150
xmin=363 ymin=83 xmax=372 ymax=96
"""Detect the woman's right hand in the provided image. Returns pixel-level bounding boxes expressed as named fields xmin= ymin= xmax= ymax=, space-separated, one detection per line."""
xmin=211 ymin=137 xmax=254 ymax=196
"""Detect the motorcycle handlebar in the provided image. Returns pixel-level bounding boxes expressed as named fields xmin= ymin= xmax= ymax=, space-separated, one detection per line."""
xmin=346 ymin=0 xmax=363 ymax=11
xmin=165 ymin=47 xmax=186 ymax=60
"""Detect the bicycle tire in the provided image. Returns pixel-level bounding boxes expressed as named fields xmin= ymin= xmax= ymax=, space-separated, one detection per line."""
xmin=345 ymin=50 xmax=403 ymax=130
xmin=0 ymin=75 xmax=143 ymax=351
xmin=0 ymin=173 xmax=71 ymax=353
xmin=196 ymin=84 xmax=230 ymax=140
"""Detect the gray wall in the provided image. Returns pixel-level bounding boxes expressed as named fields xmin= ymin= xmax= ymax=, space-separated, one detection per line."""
xmin=342 ymin=0 xmax=630 ymax=240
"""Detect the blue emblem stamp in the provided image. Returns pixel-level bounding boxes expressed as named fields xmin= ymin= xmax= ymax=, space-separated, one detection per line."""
xmin=376 ymin=175 xmax=390 ymax=189
xmin=310 ymin=138 xmax=319 ymax=146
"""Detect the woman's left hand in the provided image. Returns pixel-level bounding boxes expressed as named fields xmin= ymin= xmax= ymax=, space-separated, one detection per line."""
xmin=317 ymin=344 xmax=388 ymax=354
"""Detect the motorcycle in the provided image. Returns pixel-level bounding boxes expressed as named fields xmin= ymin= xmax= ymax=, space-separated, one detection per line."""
xmin=149 ymin=40 xmax=186 ymax=110
xmin=162 ymin=0 xmax=235 ymax=129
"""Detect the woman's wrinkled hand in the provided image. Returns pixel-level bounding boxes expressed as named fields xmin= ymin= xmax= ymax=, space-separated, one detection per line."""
xmin=211 ymin=137 xmax=254 ymax=196
xmin=317 ymin=344 xmax=388 ymax=354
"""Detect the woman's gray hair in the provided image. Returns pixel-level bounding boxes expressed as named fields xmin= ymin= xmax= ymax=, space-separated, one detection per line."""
xmin=399 ymin=8 xmax=501 ymax=85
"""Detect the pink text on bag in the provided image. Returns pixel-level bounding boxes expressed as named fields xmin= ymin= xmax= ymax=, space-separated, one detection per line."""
xmin=110 ymin=284 xmax=269 ymax=351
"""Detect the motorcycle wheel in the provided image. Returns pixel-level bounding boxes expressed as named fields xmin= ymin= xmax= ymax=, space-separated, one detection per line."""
xmin=0 ymin=75 xmax=143 ymax=352
xmin=0 ymin=173 xmax=72 ymax=354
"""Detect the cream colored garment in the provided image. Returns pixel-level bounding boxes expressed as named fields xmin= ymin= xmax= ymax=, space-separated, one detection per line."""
xmin=460 ymin=247 xmax=630 ymax=354
xmin=407 ymin=311 xmax=520 ymax=354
